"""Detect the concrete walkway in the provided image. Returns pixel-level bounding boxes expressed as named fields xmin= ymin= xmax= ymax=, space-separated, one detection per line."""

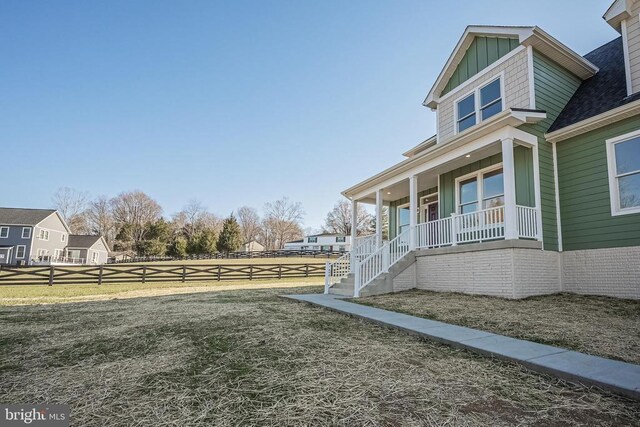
xmin=284 ymin=293 xmax=640 ymax=400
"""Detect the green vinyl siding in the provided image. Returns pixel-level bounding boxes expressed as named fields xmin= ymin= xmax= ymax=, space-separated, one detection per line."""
xmin=518 ymin=51 xmax=582 ymax=251
xmin=442 ymin=37 xmax=519 ymax=95
xmin=388 ymin=186 xmax=438 ymax=239
xmin=556 ymin=116 xmax=640 ymax=250
xmin=439 ymin=151 xmax=534 ymax=217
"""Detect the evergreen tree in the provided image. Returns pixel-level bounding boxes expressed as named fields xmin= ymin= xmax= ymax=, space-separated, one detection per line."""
xmin=216 ymin=215 xmax=242 ymax=254
xmin=170 ymin=236 xmax=188 ymax=258
xmin=199 ymin=229 xmax=218 ymax=254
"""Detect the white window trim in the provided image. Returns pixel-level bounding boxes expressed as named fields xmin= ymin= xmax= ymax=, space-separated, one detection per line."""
xmin=454 ymin=163 xmax=504 ymax=214
xmin=0 ymin=226 xmax=8 ymax=238
xmin=606 ymin=129 xmax=640 ymax=216
xmin=453 ymin=72 xmax=505 ymax=135
xmin=16 ymin=245 xmax=26 ymax=259
xmin=396 ymin=202 xmax=411 ymax=235
xmin=38 ymin=229 xmax=50 ymax=241
xmin=22 ymin=227 xmax=31 ymax=239
xmin=61 ymin=233 xmax=66 ymax=242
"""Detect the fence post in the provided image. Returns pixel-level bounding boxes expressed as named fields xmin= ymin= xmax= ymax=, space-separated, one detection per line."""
xmin=98 ymin=265 xmax=103 ymax=286
xmin=278 ymin=265 xmax=282 ymax=279
xmin=217 ymin=265 xmax=221 ymax=281
xmin=249 ymin=265 xmax=253 ymax=281
xmin=305 ymin=264 xmax=309 ymax=277
xmin=182 ymin=265 xmax=186 ymax=283
xmin=48 ymin=266 xmax=54 ymax=286
xmin=142 ymin=265 xmax=146 ymax=283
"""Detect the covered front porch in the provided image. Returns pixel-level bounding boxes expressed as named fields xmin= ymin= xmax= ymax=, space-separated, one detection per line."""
xmin=332 ymin=123 xmax=545 ymax=297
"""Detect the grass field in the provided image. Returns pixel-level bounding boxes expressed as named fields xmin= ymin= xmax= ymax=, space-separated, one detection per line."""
xmin=355 ymin=290 xmax=640 ymax=365
xmin=0 ymin=277 xmax=324 ymax=305
xmin=1 ymin=285 xmax=638 ymax=426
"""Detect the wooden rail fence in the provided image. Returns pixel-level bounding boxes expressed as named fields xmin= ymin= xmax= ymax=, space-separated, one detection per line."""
xmin=0 ymin=263 xmax=326 ymax=286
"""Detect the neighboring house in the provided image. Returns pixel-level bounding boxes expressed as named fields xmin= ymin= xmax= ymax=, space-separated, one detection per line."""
xmin=66 ymin=235 xmax=110 ymax=265
xmin=328 ymin=0 xmax=640 ymax=300
xmin=284 ymin=233 xmax=351 ymax=252
xmin=238 ymin=240 xmax=265 ymax=252
xmin=0 ymin=207 xmax=108 ymax=266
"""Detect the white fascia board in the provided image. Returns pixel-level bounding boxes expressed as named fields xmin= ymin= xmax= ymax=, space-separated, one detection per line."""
xmin=345 ymin=119 xmax=539 ymax=201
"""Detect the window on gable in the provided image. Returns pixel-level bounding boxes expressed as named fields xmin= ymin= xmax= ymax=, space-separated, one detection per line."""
xmin=480 ymin=79 xmax=502 ymax=120
xmin=308 ymin=236 xmax=318 ymax=243
xmin=456 ymin=93 xmax=476 ymax=133
xmin=456 ymin=77 xmax=503 ymax=133
xmin=39 ymin=229 xmax=49 ymax=241
xmin=607 ymin=132 xmax=640 ymax=215
xmin=335 ymin=236 xmax=346 ymax=243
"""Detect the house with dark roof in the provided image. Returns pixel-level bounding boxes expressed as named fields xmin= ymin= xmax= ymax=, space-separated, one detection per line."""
xmin=326 ymin=0 xmax=640 ymax=299
xmin=0 ymin=207 xmax=108 ymax=266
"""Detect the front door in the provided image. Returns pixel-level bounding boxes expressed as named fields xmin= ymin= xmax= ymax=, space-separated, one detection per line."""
xmin=427 ymin=202 xmax=439 ymax=222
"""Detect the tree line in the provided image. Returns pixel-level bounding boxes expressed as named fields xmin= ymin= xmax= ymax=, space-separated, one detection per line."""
xmin=52 ymin=188 xmax=383 ymax=257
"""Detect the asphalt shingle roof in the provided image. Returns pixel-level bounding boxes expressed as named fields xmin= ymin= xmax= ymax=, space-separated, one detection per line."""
xmin=549 ymin=37 xmax=640 ymax=132
xmin=67 ymin=235 xmax=102 ymax=248
xmin=0 ymin=208 xmax=56 ymax=226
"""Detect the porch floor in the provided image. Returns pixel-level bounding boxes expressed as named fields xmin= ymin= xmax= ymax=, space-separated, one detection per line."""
xmin=283 ymin=293 xmax=640 ymax=400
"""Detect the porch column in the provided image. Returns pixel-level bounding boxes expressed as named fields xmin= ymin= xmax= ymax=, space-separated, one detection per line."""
xmin=531 ymin=144 xmax=544 ymax=242
xmin=375 ymin=189 xmax=384 ymax=248
xmin=502 ymin=138 xmax=518 ymax=240
xmin=409 ymin=174 xmax=418 ymax=250
xmin=350 ymin=199 xmax=358 ymax=273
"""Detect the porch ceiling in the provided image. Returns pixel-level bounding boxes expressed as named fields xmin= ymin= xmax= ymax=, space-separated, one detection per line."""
xmin=355 ymin=140 xmax=502 ymax=204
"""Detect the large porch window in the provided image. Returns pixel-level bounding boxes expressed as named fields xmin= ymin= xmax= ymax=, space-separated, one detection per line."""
xmin=397 ymin=204 xmax=411 ymax=234
xmin=456 ymin=166 xmax=504 ymax=214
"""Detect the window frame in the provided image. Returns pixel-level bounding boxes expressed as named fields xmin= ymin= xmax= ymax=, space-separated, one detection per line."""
xmin=16 ymin=245 xmax=26 ymax=259
xmin=454 ymin=164 xmax=505 ymax=215
xmin=61 ymin=234 xmax=66 ymax=242
xmin=396 ymin=202 xmax=411 ymax=235
xmin=307 ymin=236 xmax=318 ymax=243
xmin=92 ymin=251 xmax=99 ymax=264
xmin=22 ymin=227 xmax=31 ymax=239
xmin=38 ymin=229 xmax=49 ymax=241
xmin=606 ymin=129 xmax=640 ymax=216
xmin=335 ymin=236 xmax=346 ymax=243
xmin=454 ymin=73 xmax=505 ymax=135
xmin=0 ymin=227 xmax=8 ymax=238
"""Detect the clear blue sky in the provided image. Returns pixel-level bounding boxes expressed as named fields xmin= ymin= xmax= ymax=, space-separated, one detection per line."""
xmin=1 ymin=0 xmax=618 ymax=228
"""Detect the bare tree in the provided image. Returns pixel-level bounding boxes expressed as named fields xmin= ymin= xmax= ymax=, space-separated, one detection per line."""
xmin=236 ymin=206 xmax=261 ymax=243
xmin=86 ymin=196 xmax=116 ymax=247
xmin=324 ymin=199 xmax=374 ymax=236
xmin=110 ymin=191 xmax=162 ymax=246
xmin=51 ymin=187 xmax=90 ymax=233
xmin=262 ymin=197 xmax=304 ymax=249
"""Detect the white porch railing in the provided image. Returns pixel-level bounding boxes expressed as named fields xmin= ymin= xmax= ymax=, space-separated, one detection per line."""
xmin=454 ymin=205 xmax=505 ymax=244
xmin=324 ymin=252 xmax=351 ymax=293
xmin=354 ymin=229 xmax=410 ymax=297
xmin=517 ymin=205 xmax=538 ymax=239
xmin=351 ymin=234 xmax=378 ymax=260
xmin=329 ymin=205 xmax=540 ymax=297
xmin=33 ymin=256 xmax=85 ymax=265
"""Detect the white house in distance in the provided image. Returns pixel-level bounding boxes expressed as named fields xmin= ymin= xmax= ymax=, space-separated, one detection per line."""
xmin=284 ymin=233 xmax=351 ymax=252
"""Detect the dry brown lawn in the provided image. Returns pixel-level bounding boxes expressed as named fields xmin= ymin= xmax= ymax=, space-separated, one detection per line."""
xmin=356 ymin=290 xmax=640 ymax=365
xmin=1 ymin=285 xmax=639 ymax=426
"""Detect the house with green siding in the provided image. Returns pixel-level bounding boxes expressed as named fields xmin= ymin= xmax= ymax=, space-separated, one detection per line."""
xmin=326 ymin=0 xmax=640 ymax=300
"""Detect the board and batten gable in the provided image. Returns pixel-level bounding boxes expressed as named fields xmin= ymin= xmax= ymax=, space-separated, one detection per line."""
xmin=556 ymin=116 xmax=640 ymax=250
xmin=519 ymin=51 xmax=583 ymax=251
xmin=437 ymin=46 xmax=531 ymax=142
xmin=441 ymin=37 xmax=520 ymax=95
